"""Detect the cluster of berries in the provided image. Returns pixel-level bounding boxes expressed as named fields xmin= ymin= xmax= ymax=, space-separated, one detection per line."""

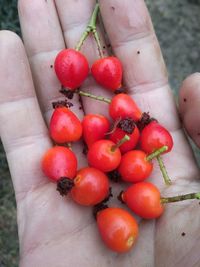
xmin=41 ymin=4 xmax=200 ymax=253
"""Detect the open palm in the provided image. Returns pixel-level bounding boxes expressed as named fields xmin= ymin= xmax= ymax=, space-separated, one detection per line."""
xmin=0 ymin=0 xmax=200 ymax=266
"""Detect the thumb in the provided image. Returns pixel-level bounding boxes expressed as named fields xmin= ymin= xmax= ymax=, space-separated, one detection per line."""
xmin=179 ymin=73 xmax=200 ymax=148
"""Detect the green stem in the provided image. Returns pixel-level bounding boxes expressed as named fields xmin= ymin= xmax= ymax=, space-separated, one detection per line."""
xmin=93 ymin=28 xmax=104 ymax=58
xmin=157 ymin=155 xmax=172 ymax=185
xmin=161 ymin=192 xmax=200 ymax=204
xmin=111 ymin=135 xmax=130 ymax=152
xmin=78 ymin=90 xmax=111 ymax=104
xmin=146 ymin=146 xmax=168 ymax=161
xmin=75 ymin=3 xmax=102 ymax=55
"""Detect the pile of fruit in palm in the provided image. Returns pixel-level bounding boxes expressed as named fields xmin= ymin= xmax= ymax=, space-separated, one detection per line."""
xmin=41 ymin=4 xmax=200 ymax=253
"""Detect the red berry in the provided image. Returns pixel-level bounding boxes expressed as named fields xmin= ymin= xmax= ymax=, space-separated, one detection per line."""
xmin=91 ymin=57 xmax=122 ymax=91
xmin=71 ymin=167 xmax=109 ymax=206
xmin=96 ymin=207 xmax=139 ymax=252
xmin=42 ymin=146 xmax=77 ymax=182
xmin=109 ymin=124 xmax=140 ymax=154
xmin=54 ymin=48 xmax=89 ymax=90
xmin=82 ymin=114 xmax=110 ymax=148
xmin=109 ymin=94 xmax=142 ymax=122
xmin=121 ymin=182 xmax=164 ymax=219
xmin=140 ymin=121 xmax=173 ymax=154
xmin=50 ymin=107 xmax=82 ymax=144
xmin=118 ymin=150 xmax=153 ymax=183
xmin=87 ymin=140 xmax=121 ymax=172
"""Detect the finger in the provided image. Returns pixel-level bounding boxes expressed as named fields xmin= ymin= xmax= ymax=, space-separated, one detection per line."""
xmin=0 ymin=31 xmax=51 ymax=201
xmin=99 ymin=0 xmax=179 ymax=131
xmin=18 ymin=0 xmax=87 ymax=164
xmin=179 ymin=73 xmax=200 ymax=148
xmin=55 ymin=0 xmax=113 ymax=117
xmin=18 ymin=0 xmax=83 ymax=121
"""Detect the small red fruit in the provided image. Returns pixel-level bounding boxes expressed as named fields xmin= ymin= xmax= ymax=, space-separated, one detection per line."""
xmin=121 ymin=182 xmax=164 ymax=219
xmin=118 ymin=150 xmax=153 ymax=183
xmin=42 ymin=146 xmax=77 ymax=182
xmin=140 ymin=121 xmax=173 ymax=154
xmin=71 ymin=167 xmax=110 ymax=206
xmin=96 ymin=207 xmax=139 ymax=252
xmin=87 ymin=140 xmax=121 ymax=172
xmin=109 ymin=120 xmax=140 ymax=154
xmin=91 ymin=57 xmax=122 ymax=91
xmin=50 ymin=107 xmax=82 ymax=144
xmin=54 ymin=48 xmax=89 ymax=90
xmin=82 ymin=114 xmax=110 ymax=148
xmin=109 ymin=94 xmax=142 ymax=122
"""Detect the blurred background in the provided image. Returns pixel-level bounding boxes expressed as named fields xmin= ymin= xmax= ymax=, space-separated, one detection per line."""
xmin=0 ymin=0 xmax=200 ymax=266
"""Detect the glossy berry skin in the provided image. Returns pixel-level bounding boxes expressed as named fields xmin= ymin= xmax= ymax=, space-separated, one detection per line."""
xmin=91 ymin=57 xmax=122 ymax=91
xmin=54 ymin=49 xmax=89 ymax=90
xmin=87 ymin=140 xmax=121 ymax=172
xmin=96 ymin=207 xmax=139 ymax=253
xmin=140 ymin=121 xmax=173 ymax=154
xmin=82 ymin=114 xmax=110 ymax=148
xmin=42 ymin=146 xmax=77 ymax=182
xmin=121 ymin=182 xmax=164 ymax=219
xmin=109 ymin=126 xmax=140 ymax=154
xmin=50 ymin=107 xmax=82 ymax=144
xmin=118 ymin=150 xmax=153 ymax=183
xmin=109 ymin=94 xmax=142 ymax=122
xmin=71 ymin=167 xmax=109 ymax=206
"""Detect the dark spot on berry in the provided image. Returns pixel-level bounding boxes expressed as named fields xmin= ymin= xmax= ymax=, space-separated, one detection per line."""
xmin=103 ymin=45 xmax=106 ymax=49
xmin=93 ymin=203 xmax=108 ymax=220
xmin=117 ymin=118 xmax=135 ymax=134
xmin=137 ymin=112 xmax=157 ymax=131
xmin=137 ymin=51 xmax=140 ymax=54
xmin=181 ymin=232 xmax=186 ymax=236
xmin=107 ymin=170 xmax=121 ymax=183
xmin=79 ymin=106 xmax=82 ymax=110
xmin=52 ymin=100 xmax=73 ymax=109
xmin=183 ymin=98 xmax=187 ymax=102
xmin=107 ymin=43 xmax=111 ymax=48
xmin=50 ymin=65 xmax=53 ymax=68
xmin=57 ymin=177 xmax=74 ymax=196
xmin=111 ymin=6 xmax=115 ymax=11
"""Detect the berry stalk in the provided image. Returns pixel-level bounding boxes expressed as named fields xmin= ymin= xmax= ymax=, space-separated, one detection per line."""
xmin=78 ymin=90 xmax=111 ymax=103
xmin=157 ymin=155 xmax=172 ymax=185
xmin=161 ymin=192 xmax=200 ymax=204
xmin=75 ymin=3 xmax=103 ymax=57
xmin=111 ymin=135 xmax=130 ymax=152
xmin=146 ymin=146 xmax=168 ymax=161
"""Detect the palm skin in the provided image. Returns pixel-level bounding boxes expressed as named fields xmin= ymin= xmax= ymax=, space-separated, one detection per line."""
xmin=0 ymin=0 xmax=200 ymax=266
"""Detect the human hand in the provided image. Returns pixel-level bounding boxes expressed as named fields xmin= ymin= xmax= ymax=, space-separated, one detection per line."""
xmin=0 ymin=1 xmax=200 ymax=266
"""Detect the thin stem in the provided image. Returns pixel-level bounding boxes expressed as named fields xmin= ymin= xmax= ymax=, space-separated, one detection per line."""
xmin=157 ymin=155 xmax=172 ymax=185
xmin=88 ymin=3 xmax=99 ymax=28
xmin=78 ymin=90 xmax=111 ymax=104
xmin=75 ymin=3 xmax=100 ymax=52
xmin=161 ymin=192 xmax=200 ymax=204
xmin=111 ymin=135 xmax=130 ymax=152
xmin=146 ymin=146 xmax=168 ymax=161
xmin=92 ymin=28 xmax=104 ymax=58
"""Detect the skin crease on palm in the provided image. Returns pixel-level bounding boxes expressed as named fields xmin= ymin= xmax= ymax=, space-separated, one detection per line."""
xmin=0 ymin=0 xmax=200 ymax=266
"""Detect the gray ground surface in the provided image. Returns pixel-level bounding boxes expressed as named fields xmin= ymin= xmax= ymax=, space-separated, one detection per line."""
xmin=0 ymin=0 xmax=200 ymax=266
